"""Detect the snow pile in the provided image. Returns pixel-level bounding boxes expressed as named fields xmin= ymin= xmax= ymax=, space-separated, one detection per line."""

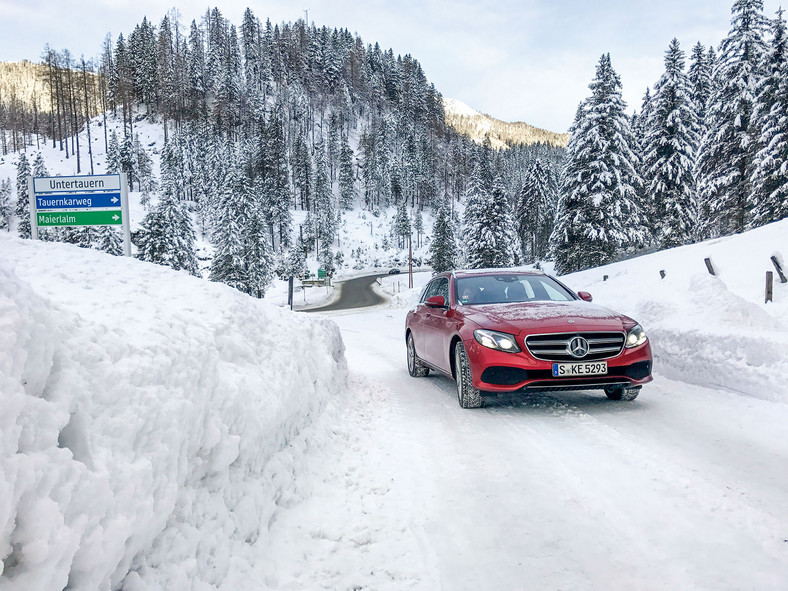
xmin=562 ymin=219 xmax=788 ymax=402
xmin=0 ymin=235 xmax=346 ymax=590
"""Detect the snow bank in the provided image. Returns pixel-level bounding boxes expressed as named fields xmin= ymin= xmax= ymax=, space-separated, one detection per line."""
xmin=562 ymin=219 xmax=788 ymax=402
xmin=0 ymin=235 xmax=346 ymax=590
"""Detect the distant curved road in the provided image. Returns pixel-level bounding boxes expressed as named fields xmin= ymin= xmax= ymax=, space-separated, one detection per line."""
xmin=306 ymin=273 xmax=386 ymax=312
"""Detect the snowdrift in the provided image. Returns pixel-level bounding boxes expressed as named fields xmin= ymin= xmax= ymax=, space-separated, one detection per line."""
xmin=562 ymin=219 xmax=788 ymax=402
xmin=0 ymin=235 xmax=346 ymax=590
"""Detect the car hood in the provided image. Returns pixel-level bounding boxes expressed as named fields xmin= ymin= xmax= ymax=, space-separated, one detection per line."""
xmin=461 ymin=300 xmax=632 ymax=335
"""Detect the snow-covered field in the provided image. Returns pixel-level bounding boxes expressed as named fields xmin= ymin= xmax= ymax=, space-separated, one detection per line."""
xmin=2 ymin=219 xmax=788 ymax=590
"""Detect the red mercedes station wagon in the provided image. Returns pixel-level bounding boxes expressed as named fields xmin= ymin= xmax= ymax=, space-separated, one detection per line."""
xmin=405 ymin=270 xmax=653 ymax=408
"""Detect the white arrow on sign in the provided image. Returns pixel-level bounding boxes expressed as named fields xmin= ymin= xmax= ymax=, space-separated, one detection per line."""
xmin=112 ymin=214 xmax=120 ymax=221
xmin=111 ymin=197 xmax=119 ymax=204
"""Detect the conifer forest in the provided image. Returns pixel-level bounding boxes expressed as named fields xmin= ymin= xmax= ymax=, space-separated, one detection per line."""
xmin=1 ymin=0 xmax=787 ymax=295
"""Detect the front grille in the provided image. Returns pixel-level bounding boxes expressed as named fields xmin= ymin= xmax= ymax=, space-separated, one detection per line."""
xmin=525 ymin=331 xmax=625 ymax=362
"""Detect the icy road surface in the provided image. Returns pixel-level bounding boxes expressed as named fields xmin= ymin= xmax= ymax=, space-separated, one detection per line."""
xmin=259 ymin=306 xmax=788 ymax=591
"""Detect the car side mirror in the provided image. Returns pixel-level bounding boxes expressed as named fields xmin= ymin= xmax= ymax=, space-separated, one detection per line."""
xmin=577 ymin=291 xmax=593 ymax=302
xmin=425 ymin=295 xmax=447 ymax=308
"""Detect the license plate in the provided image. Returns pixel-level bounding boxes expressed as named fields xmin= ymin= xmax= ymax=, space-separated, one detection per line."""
xmin=552 ymin=361 xmax=608 ymax=377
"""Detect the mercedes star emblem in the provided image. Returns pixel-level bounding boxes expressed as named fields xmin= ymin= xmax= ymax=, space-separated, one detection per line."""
xmin=568 ymin=336 xmax=590 ymax=358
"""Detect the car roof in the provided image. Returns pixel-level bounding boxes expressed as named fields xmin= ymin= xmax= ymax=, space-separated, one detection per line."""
xmin=451 ymin=269 xmax=547 ymax=279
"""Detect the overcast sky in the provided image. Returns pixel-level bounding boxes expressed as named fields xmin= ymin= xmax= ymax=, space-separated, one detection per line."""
xmin=0 ymin=0 xmax=783 ymax=132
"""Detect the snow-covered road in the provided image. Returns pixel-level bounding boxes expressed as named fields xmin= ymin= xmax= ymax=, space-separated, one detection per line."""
xmin=258 ymin=306 xmax=788 ymax=591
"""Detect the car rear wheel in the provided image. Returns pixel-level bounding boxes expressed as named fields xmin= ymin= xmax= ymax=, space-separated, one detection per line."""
xmin=407 ymin=333 xmax=429 ymax=377
xmin=605 ymin=386 xmax=641 ymax=401
xmin=454 ymin=342 xmax=483 ymax=408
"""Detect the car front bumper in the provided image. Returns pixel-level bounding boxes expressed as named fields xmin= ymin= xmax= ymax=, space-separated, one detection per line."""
xmin=464 ymin=338 xmax=653 ymax=393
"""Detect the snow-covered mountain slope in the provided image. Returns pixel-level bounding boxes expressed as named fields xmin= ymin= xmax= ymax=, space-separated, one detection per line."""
xmin=443 ymin=97 xmax=569 ymax=148
xmin=0 ymin=235 xmax=346 ymax=590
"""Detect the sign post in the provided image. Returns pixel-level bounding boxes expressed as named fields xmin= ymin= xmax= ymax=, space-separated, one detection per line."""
xmin=29 ymin=173 xmax=131 ymax=256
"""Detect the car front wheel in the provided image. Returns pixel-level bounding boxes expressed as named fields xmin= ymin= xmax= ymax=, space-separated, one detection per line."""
xmin=407 ymin=333 xmax=429 ymax=377
xmin=605 ymin=386 xmax=641 ymax=401
xmin=454 ymin=342 xmax=483 ymax=408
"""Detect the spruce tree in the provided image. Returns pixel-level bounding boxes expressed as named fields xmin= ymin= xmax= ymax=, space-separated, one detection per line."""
xmin=696 ymin=0 xmax=769 ymax=236
xmin=136 ymin=194 xmax=199 ymax=274
xmin=0 ymin=179 xmax=11 ymax=230
xmin=338 ymin=135 xmax=355 ymax=209
xmin=15 ymin=153 xmax=31 ymax=239
xmin=516 ymin=159 xmax=555 ymax=262
xmin=430 ymin=196 xmax=457 ymax=273
xmin=463 ymin=167 xmax=517 ymax=269
xmin=688 ymin=42 xmax=713 ymax=132
xmin=642 ymin=39 xmax=698 ymax=247
xmin=106 ymin=131 xmax=121 ymax=173
xmin=550 ymin=54 xmax=648 ymax=273
xmin=750 ymin=9 xmax=788 ymax=227
xmin=551 ymin=55 xmax=648 ymax=274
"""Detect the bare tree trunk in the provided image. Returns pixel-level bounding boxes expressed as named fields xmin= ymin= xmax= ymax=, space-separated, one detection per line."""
xmin=81 ymin=58 xmax=94 ymax=175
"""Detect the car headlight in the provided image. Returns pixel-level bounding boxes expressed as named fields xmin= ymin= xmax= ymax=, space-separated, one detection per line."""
xmin=625 ymin=324 xmax=648 ymax=348
xmin=474 ymin=329 xmax=521 ymax=353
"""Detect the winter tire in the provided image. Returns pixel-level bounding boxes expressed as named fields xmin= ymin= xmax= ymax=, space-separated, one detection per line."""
xmin=454 ymin=341 xmax=483 ymax=408
xmin=407 ymin=333 xmax=429 ymax=377
xmin=605 ymin=386 xmax=641 ymax=401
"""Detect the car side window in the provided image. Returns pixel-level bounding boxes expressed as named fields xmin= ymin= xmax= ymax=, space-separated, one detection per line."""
xmin=421 ymin=279 xmax=439 ymax=303
xmin=436 ymin=278 xmax=449 ymax=303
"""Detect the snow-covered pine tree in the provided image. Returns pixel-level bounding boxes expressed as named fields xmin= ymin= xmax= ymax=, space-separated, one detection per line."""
xmin=414 ymin=208 xmax=424 ymax=248
xmin=244 ymin=189 xmax=275 ymax=298
xmin=263 ymin=106 xmax=291 ymax=250
xmin=463 ymin=166 xmax=517 ymax=269
xmin=31 ymin=153 xmax=61 ymax=243
xmin=642 ymin=38 xmax=699 ymax=247
xmin=516 ymin=159 xmax=556 ymax=262
xmin=338 ymin=134 xmax=356 ymax=210
xmin=0 ymin=179 xmax=11 ymax=230
xmin=696 ymin=0 xmax=769 ymax=237
xmin=430 ymin=196 xmax=457 ymax=273
xmin=750 ymin=8 xmax=788 ymax=227
xmin=281 ymin=238 xmax=307 ymax=279
xmin=688 ymin=42 xmax=713 ymax=134
xmin=136 ymin=193 xmax=199 ymax=274
xmin=106 ymin=131 xmax=121 ymax=173
xmin=133 ymin=134 xmax=157 ymax=207
xmin=550 ymin=55 xmax=648 ymax=273
xmin=15 ymin=153 xmax=31 ymax=239
xmin=95 ymin=225 xmax=124 ymax=256
xmin=313 ymin=140 xmax=335 ymax=253
xmin=393 ymin=199 xmax=411 ymax=248
xmin=119 ymin=134 xmax=136 ymax=189
xmin=210 ymin=167 xmax=249 ymax=290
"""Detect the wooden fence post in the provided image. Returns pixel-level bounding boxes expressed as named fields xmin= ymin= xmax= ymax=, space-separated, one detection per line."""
xmin=603 ymin=275 xmax=608 ymax=282
xmin=766 ymin=271 xmax=773 ymax=303
xmin=771 ymin=256 xmax=787 ymax=283
xmin=659 ymin=270 xmax=666 ymax=279
xmin=704 ymin=258 xmax=716 ymax=276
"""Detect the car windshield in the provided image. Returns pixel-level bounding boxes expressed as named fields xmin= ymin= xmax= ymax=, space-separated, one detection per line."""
xmin=455 ymin=275 xmax=574 ymax=305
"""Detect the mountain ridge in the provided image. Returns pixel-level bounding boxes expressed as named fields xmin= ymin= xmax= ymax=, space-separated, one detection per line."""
xmin=443 ymin=97 xmax=569 ymax=149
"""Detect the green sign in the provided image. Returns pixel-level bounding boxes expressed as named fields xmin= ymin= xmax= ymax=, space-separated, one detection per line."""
xmin=37 ymin=210 xmax=122 ymax=227
xmin=318 ymin=268 xmax=326 ymax=279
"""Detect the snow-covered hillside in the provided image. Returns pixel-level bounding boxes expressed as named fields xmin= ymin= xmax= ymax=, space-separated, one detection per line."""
xmin=0 ymin=114 xmax=435 ymax=283
xmin=0 ymin=234 xmax=346 ymax=590
xmin=560 ymin=219 xmax=788 ymax=403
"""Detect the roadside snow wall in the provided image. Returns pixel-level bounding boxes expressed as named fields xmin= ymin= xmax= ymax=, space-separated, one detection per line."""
xmin=563 ymin=219 xmax=788 ymax=403
xmin=0 ymin=235 xmax=346 ymax=590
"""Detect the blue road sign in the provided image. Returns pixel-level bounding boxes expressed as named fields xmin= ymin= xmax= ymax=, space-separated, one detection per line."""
xmin=35 ymin=192 xmax=122 ymax=210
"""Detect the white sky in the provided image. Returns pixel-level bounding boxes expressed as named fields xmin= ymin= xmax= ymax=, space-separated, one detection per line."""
xmin=0 ymin=0 xmax=783 ymax=132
